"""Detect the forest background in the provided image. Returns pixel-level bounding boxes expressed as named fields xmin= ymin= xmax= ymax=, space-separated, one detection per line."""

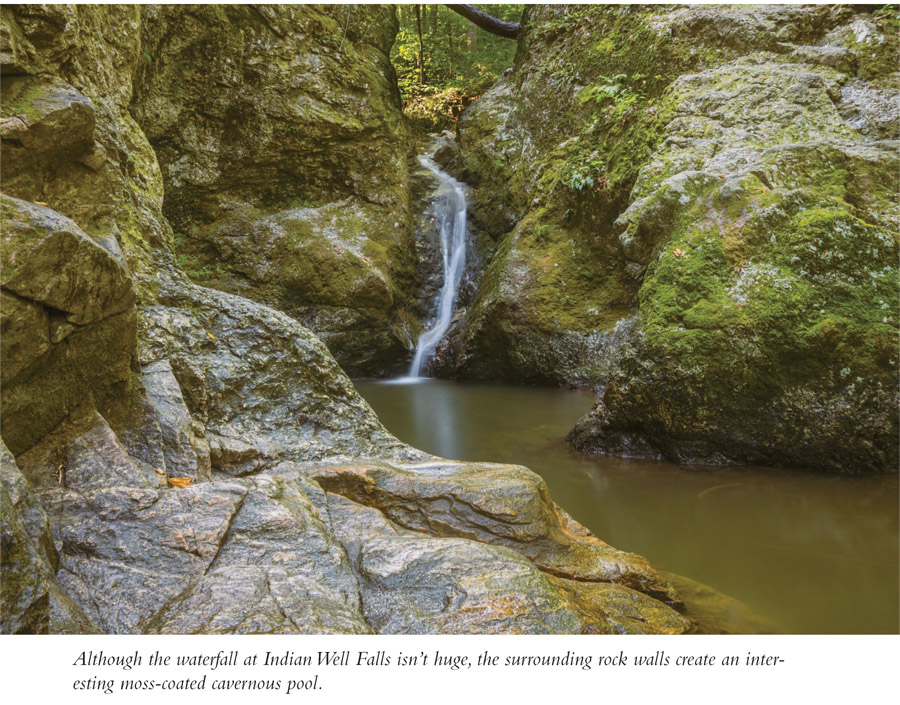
xmin=392 ymin=4 xmax=523 ymax=129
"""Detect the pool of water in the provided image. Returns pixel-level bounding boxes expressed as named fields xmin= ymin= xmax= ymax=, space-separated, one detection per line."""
xmin=353 ymin=377 xmax=899 ymax=634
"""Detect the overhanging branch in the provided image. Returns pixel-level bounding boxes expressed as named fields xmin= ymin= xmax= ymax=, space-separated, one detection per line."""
xmin=445 ymin=4 xmax=520 ymax=39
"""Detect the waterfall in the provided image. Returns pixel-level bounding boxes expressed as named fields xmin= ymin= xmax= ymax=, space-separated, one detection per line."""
xmin=408 ymin=152 xmax=469 ymax=378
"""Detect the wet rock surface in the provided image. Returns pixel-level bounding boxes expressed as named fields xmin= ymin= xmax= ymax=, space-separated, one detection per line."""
xmin=143 ymin=565 xmax=372 ymax=635
xmin=311 ymin=461 xmax=677 ymax=601
xmin=325 ymin=493 xmax=582 ymax=634
xmin=1 ymin=442 xmax=53 ymax=634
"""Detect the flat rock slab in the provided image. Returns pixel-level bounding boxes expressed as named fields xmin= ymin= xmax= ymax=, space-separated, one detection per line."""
xmin=326 ymin=493 xmax=582 ymax=634
xmin=313 ymin=461 xmax=678 ymax=602
xmin=32 ymin=471 xmax=372 ymax=634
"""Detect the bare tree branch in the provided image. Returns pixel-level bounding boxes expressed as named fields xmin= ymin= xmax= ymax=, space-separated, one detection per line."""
xmin=445 ymin=4 xmax=520 ymax=39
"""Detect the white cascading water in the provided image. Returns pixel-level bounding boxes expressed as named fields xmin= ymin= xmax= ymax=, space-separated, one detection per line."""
xmin=408 ymin=152 xmax=469 ymax=378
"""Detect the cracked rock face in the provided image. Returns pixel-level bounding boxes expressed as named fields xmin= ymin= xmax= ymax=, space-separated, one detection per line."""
xmin=0 ymin=195 xmax=137 ymax=456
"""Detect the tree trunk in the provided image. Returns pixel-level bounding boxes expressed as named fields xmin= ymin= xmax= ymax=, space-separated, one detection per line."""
xmin=447 ymin=9 xmax=454 ymax=79
xmin=415 ymin=4 xmax=425 ymax=86
xmin=446 ymin=4 xmax=520 ymax=40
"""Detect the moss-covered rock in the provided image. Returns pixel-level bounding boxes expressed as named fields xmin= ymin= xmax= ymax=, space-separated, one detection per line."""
xmin=0 ymin=196 xmax=137 ymax=455
xmin=455 ymin=4 xmax=898 ymax=470
xmin=129 ymin=4 xmax=418 ymax=374
xmin=170 ymin=199 xmax=414 ymax=375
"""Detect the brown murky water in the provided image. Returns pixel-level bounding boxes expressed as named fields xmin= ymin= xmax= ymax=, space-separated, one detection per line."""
xmin=354 ymin=377 xmax=899 ymax=634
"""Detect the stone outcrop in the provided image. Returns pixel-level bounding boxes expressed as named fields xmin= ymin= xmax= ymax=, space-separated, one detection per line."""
xmin=129 ymin=4 xmax=419 ymax=375
xmin=451 ymin=4 xmax=898 ymax=471
xmin=1 ymin=4 xmax=712 ymax=635
xmin=0 ymin=196 xmax=137 ymax=456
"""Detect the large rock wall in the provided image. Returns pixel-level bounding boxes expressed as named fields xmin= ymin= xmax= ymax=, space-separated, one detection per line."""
xmin=452 ymin=4 xmax=898 ymax=471
xmin=1 ymin=4 xmax=711 ymax=635
xmin=130 ymin=4 xmax=418 ymax=376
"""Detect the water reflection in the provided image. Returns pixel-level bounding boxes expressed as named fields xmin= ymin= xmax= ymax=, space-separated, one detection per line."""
xmin=354 ymin=377 xmax=900 ymax=634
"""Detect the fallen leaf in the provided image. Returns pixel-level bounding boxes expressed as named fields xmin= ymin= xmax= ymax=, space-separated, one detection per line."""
xmin=33 ymin=201 xmax=48 ymax=206
xmin=167 ymin=477 xmax=192 ymax=488
xmin=361 ymin=256 xmax=370 ymax=264
xmin=717 ymin=173 xmax=725 ymax=179
xmin=207 ymin=332 xmax=216 ymax=341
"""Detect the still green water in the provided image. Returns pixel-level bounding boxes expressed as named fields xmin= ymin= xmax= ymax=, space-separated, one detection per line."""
xmin=353 ymin=377 xmax=899 ymax=634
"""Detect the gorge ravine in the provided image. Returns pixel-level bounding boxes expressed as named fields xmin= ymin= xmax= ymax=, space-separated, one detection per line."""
xmin=1 ymin=4 xmax=897 ymax=636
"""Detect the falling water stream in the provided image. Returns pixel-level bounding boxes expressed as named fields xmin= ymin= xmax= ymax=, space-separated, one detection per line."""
xmin=407 ymin=152 xmax=469 ymax=378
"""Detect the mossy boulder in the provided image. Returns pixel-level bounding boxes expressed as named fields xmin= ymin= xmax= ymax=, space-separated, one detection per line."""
xmin=455 ymin=4 xmax=898 ymax=470
xmin=170 ymin=199 xmax=414 ymax=375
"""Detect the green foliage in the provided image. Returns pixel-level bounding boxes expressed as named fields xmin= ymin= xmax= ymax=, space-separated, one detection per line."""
xmin=564 ymin=150 xmax=606 ymax=191
xmin=391 ymin=4 xmax=522 ymax=129
xmin=580 ymin=73 xmax=627 ymax=100
xmin=176 ymin=252 xmax=213 ymax=280
xmin=173 ymin=232 xmax=222 ymax=280
xmin=531 ymin=8 xmax=590 ymax=38
xmin=579 ymin=73 xmax=653 ymax=117
xmin=401 ymin=85 xmax=477 ymax=131
xmin=567 ymin=170 xmax=594 ymax=191
xmin=550 ymin=61 xmax=579 ymax=87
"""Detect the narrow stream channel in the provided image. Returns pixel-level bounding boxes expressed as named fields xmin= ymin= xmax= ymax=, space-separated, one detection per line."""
xmin=353 ymin=377 xmax=900 ymax=634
